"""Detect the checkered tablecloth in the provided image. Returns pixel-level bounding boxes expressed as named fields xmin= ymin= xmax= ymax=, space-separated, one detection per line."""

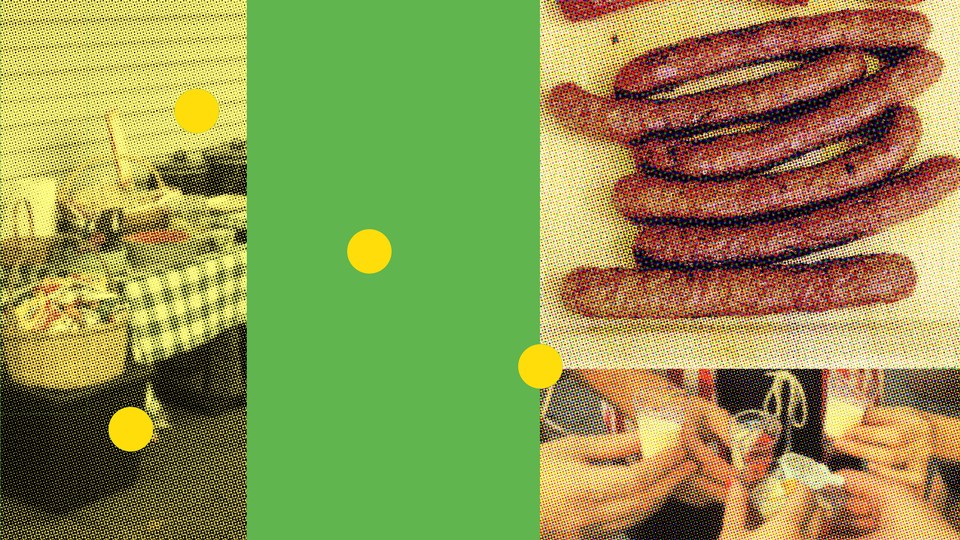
xmin=123 ymin=249 xmax=247 ymax=365
xmin=0 ymin=248 xmax=247 ymax=365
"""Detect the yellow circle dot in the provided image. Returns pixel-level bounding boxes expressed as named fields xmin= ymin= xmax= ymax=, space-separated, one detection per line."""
xmin=109 ymin=407 xmax=154 ymax=452
xmin=518 ymin=344 xmax=563 ymax=389
xmin=347 ymin=229 xmax=392 ymax=274
xmin=174 ymin=89 xmax=219 ymax=133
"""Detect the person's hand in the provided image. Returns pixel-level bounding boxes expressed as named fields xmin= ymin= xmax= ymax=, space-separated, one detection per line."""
xmin=674 ymin=395 xmax=735 ymax=507
xmin=719 ymin=479 xmax=824 ymax=540
xmin=540 ymin=431 xmax=697 ymax=539
xmin=833 ymin=406 xmax=933 ymax=492
xmin=824 ymin=469 xmax=959 ymax=540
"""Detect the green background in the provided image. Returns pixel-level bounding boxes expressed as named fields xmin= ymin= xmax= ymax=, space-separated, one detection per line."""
xmin=249 ymin=1 xmax=538 ymax=536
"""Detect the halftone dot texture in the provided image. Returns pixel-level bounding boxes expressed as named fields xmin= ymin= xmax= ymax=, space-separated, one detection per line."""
xmin=0 ymin=258 xmax=247 ymax=535
xmin=540 ymin=370 xmax=723 ymax=539
xmin=540 ymin=1 xmax=960 ymax=366
xmin=0 ymin=0 xmax=246 ymax=536
xmin=123 ymin=250 xmax=247 ymax=365
xmin=540 ymin=368 xmax=960 ymax=539
xmin=555 ymin=0 xmax=817 ymax=22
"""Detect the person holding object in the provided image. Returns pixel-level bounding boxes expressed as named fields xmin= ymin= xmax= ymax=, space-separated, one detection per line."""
xmin=718 ymin=479 xmax=826 ymax=540
xmin=575 ymin=369 xmax=746 ymax=540
xmin=584 ymin=370 xmax=936 ymax=493
xmin=832 ymin=406 xmax=934 ymax=492
xmin=547 ymin=370 xmax=946 ymax=539
xmin=716 ymin=469 xmax=957 ymax=540
xmin=575 ymin=369 xmax=735 ymax=508
xmin=826 ymin=469 xmax=960 ymax=540
xmin=539 ymin=418 xmax=698 ymax=538
xmin=576 ymin=369 xmax=944 ymax=539
xmin=894 ymin=406 xmax=960 ymax=526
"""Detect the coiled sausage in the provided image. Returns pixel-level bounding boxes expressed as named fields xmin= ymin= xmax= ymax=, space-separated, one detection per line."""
xmin=632 ymin=157 xmax=960 ymax=268
xmin=562 ymin=254 xmax=916 ymax=318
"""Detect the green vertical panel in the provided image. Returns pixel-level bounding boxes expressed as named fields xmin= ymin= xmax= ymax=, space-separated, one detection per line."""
xmin=249 ymin=1 xmax=538 ymax=537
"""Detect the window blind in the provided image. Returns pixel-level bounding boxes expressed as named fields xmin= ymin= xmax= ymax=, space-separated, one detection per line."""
xmin=1 ymin=0 xmax=247 ymax=184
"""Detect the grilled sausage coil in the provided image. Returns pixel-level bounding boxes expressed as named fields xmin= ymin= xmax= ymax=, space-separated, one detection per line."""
xmin=634 ymin=50 xmax=942 ymax=178
xmin=613 ymin=9 xmax=931 ymax=95
xmin=547 ymin=50 xmax=869 ymax=143
xmin=562 ymin=254 xmax=917 ymax=318
xmin=632 ymin=157 xmax=960 ymax=269
xmin=614 ymin=107 xmax=923 ymax=222
xmin=546 ymin=9 xmax=947 ymax=318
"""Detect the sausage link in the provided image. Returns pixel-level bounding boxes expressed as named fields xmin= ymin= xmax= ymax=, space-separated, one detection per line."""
xmin=556 ymin=0 xmax=648 ymax=21
xmin=562 ymin=254 xmax=916 ymax=318
xmin=614 ymin=107 xmax=922 ymax=222
xmin=634 ymin=49 xmax=942 ymax=178
xmin=614 ymin=9 xmax=931 ymax=95
xmin=547 ymin=50 xmax=868 ymax=143
xmin=632 ymin=157 xmax=960 ymax=268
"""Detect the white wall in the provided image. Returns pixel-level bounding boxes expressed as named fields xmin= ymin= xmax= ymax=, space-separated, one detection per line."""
xmin=1 ymin=0 xmax=247 ymax=185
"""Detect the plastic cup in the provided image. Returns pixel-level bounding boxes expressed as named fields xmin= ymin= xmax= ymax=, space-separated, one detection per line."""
xmin=633 ymin=394 xmax=684 ymax=459
xmin=823 ymin=370 xmax=879 ymax=443
xmin=731 ymin=410 xmax=782 ymax=487
xmin=753 ymin=453 xmax=848 ymax=521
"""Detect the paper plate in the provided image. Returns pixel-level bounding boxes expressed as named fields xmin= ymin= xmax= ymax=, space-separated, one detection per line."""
xmin=207 ymin=194 xmax=246 ymax=214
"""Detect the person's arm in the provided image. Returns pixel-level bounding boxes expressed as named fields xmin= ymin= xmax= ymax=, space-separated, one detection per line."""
xmin=571 ymin=369 xmax=686 ymax=419
xmin=574 ymin=368 xmax=735 ymax=508
xmin=922 ymin=411 xmax=960 ymax=463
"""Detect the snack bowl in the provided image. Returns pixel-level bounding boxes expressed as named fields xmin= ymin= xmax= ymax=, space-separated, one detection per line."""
xmin=123 ymin=230 xmax=201 ymax=269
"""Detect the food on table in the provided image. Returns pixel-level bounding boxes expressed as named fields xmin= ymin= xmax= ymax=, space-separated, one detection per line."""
xmin=547 ymin=9 xmax=952 ymax=317
xmin=612 ymin=10 xmax=930 ymax=96
xmin=634 ymin=50 xmax=942 ymax=178
xmin=207 ymin=194 xmax=247 ymax=214
xmin=547 ymin=50 xmax=869 ymax=143
xmin=123 ymin=230 xmax=191 ymax=244
xmin=632 ymin=158 xmax=960 ymax=268
xmin=4 ymin=274 xmax=126 ymax=334
xmin=166 ymin=192 xmax=213 ymax=235
xmin=561 ymin=255 xmax=916 ymax=319
xmin=123 ymin=230 xmax=201 ymax=269
xmin=613 ymin=107 xmax=921 ymax=222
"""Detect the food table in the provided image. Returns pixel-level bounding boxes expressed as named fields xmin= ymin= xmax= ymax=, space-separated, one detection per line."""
xmin=0 ymin=246 xmax=247 ymax=409
xmin=0 ymin=246 xmax=247 ymax=512
xmin=0 ymin=115 xmax=247 ymax=511
xmin=124 ymin=247 xmax=247 ymax=416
